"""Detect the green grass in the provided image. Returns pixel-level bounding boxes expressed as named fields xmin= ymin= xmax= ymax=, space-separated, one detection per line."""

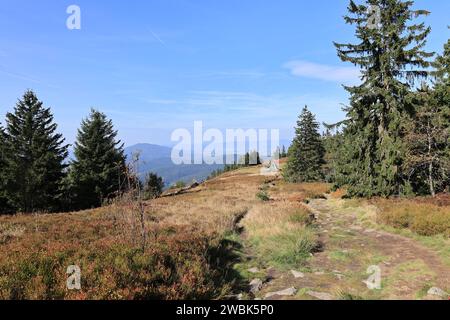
xmin=256 ymin=190 xmax=270 ymax=202
xmin=329 ymin=250 xmax=352 ymax=262
xmin=255 ymin=227 xmax=318 ymax=269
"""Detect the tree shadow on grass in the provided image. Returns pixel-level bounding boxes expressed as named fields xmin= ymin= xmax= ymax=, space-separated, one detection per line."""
xmin=207 ymin=237 xmax=249 ymax=299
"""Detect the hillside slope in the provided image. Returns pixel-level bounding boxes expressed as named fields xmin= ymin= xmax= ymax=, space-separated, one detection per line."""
xmin=0 ymin=165 xmax=448 ymax=300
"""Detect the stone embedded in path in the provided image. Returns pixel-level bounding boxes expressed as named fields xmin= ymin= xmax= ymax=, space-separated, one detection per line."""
xmin=264 ymin=287 xmax=297 ymax=299
xmin=332 ymin=270 xmax=344 ymax=280
xmin=290 ymin=270 xmax=305 ymax=278
xmin=248 ymin=267 xmax=259 ymax=274
xmin=427 ymin=287 xmax=448 ymax=298
xmin=307 ymin=291 xmax=334 ymax=300
xmin=249 ymin=279 xmax=263 ymax=294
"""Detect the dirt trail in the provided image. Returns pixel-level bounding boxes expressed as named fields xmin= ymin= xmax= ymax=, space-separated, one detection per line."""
xmin=255 ymin=196 xmax=450 ymax=300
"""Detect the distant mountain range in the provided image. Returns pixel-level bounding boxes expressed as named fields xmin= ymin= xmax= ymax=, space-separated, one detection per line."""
xmin=68 ymin=140 xmax=292 ymax=188
xmin=124 ymin=143 xmax=225 ymax=188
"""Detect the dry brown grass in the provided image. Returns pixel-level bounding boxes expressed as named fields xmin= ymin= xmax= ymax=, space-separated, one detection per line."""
xmin=0 ymin=165 xmax=332 ymax=299
xmin=241 ymin=179 xmax=328 ymax=269
xmin=374 ymin=196 xmax=450 ymax=237
xmin=0 ymin=167 xmax=269 ymax=300
xmin=329 ymin=188 xmax=348 ymax=199
xmin=243 ymin=208 xmax=318 ymax=269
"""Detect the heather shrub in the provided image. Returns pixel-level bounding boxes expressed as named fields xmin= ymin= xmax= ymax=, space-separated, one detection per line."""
xmin=0 ymin=226 xmax=236 ymax=300
xmin=377 ymin=200 xmax=450 ymax=237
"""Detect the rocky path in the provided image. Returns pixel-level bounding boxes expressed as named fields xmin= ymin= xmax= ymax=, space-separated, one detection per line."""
xmin=251 ymin=197 xmax=450 ymax=300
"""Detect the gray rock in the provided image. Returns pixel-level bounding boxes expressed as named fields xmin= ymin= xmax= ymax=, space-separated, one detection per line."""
xmin=249 ymin=279 xmax=263 ymax=294
xmin=307 ymin=291 xmax=334 ymax=300
xmin=264 ymin=287 xmax=297 ymax=299
xmin=248 ymin=267 xmax=259 ymax=274
xmin=291 ymin=270 xmax=305 ymax=279
xmin=427 ymin=287 xmax=448 ymax=298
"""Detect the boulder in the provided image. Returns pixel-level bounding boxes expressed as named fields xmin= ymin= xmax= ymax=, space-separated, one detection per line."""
xmin=290 ymin=270 xmax=305 ymax=279
xmin=248 ymin=267 xmax=259 ymax=274
xmin=249 ymin=279 xmax=263 ymax=294
xmin=307 ymin=291 xmax=334 ymax=300
xmin=264 ymin=287 xmax=297 ymax=299
xmin=427 ymin=287 xmax=448 ymax=298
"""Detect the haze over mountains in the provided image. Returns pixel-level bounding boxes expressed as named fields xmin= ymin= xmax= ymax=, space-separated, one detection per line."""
xmin=69 ymin=139 xmax=291 ymax=187
xmin=124 ymin=143 xmax=225 ymax=187
xmin=124 ymin=139 xmax=292 ymax=187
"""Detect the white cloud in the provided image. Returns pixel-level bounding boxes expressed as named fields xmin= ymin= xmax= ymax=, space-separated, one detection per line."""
xmin=284 ymin=60 xmax=360 ymax=83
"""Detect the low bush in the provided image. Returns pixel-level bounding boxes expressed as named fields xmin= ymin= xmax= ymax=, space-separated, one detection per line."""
xmin=377 ymin=200 xmax=450 ymax=237
xmin=0 ymin=226 xmax=236 ymax=300
xmin=256 ymin=190 xmax=270 ymax=202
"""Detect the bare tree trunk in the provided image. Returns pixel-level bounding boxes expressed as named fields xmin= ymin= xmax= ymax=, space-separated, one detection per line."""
xmin=427 ymin=121 xmax=435 ymax=197
xmin=429 ymin=161 xmax=435 ymax=197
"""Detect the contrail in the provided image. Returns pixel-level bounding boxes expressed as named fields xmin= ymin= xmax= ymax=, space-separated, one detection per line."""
xmin=149 ymin=29 xmax=166 ymax=46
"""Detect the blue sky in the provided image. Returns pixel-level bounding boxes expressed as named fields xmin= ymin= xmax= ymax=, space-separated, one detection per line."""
xmin=0 ymin=0 xmax=449 ymax=147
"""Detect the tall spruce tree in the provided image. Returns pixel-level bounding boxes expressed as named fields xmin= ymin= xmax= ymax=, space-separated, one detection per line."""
xmin=69 ymin=109 xmax=126 ymax=209
xmin=404 ymin=84 xmax=449 ymax=196
xmin=281 ymin=145 xmax=287 ymax=158
xmin=3 ymin=91 xmax=68 ymax=212
xmin=334 ymin=0 xmax=433 ymax=197
xmin=284 ymin=106 xmax=325 ymax=183
xmin=323 ymin=127 xmax=345 ymax=184
xmin=0 ymin=125 xmax=11 ymax=213
xmin=431 ymin=34 xmax=450 ymax=191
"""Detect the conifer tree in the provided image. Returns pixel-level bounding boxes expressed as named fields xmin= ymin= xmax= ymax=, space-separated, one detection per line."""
xmin=404 ymin=84 xmax=448 ymax=196
xmin=281 ymin=145 xmax=287 ymax=158
xmin=0 ymin=125 xmax=11 ymax=213
xmin=3 ymin=91 xmax=68 ymax=212
xmin=284 ymin=106 xmax=325 ymax=182
xmin=249 ymin=151 xmax=262 ymax=165
xmin=273 ymin=146 xmax=281 ymax=160
xmin=323 ymin=127 xmax=345 ymax=184
xmin=143 ymin=172 xmax=164 ymax=200
xmin=430 ymin=35 xmax=450 ymax=191
xmin=244 ymin=152 xmax=250 ymax=166
xmin=69 ymin=109 xmax=126 ymax=210
xmin=334 ymin=0 xmax=433 ymax=197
